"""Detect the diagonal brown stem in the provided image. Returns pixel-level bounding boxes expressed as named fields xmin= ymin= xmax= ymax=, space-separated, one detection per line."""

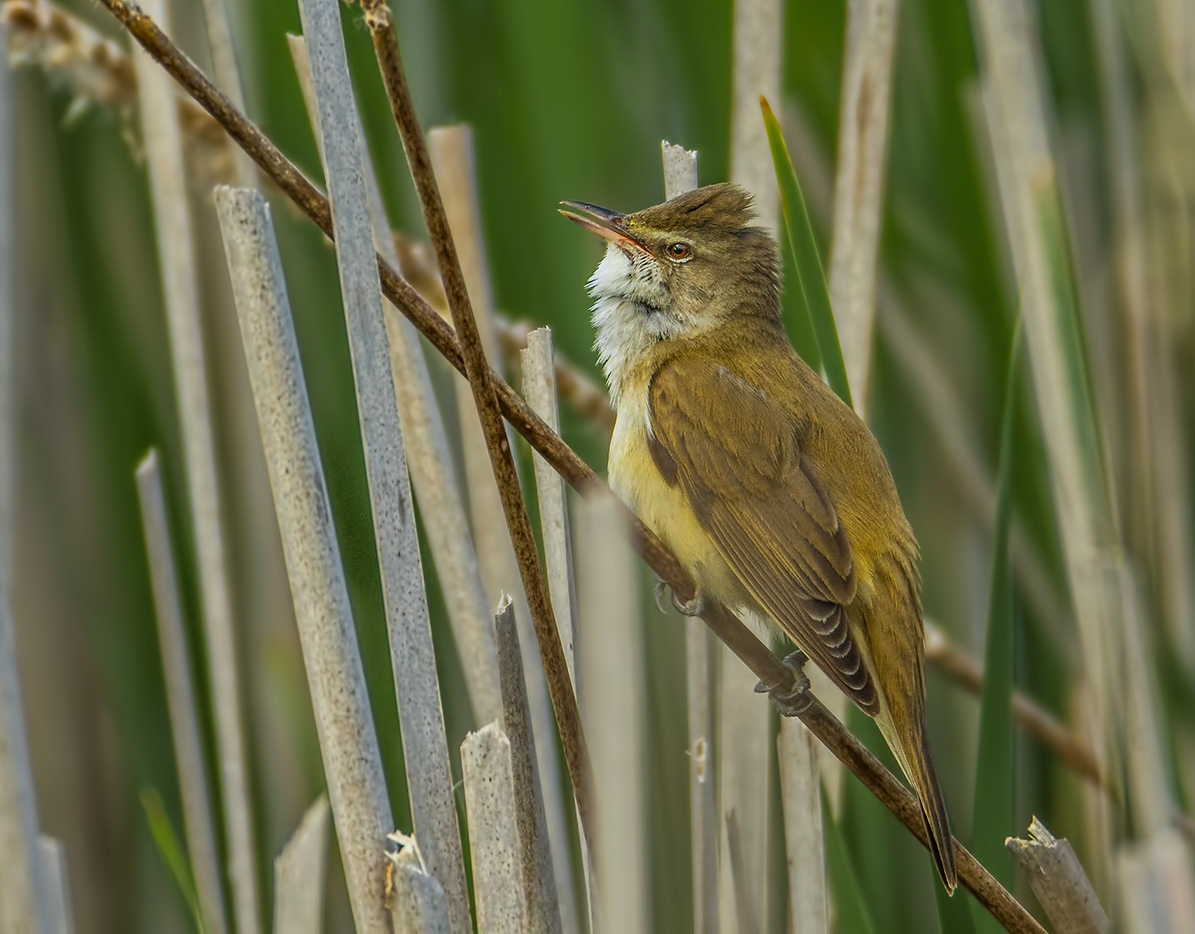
xmin=93 ymin=3 xmax=1045 ymax=929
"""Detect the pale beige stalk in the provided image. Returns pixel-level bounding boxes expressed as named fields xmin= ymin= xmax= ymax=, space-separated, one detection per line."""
xmin=779 ymin=718 xmax=829 ymax=934
xmin=133 ymin=4 xmax=261 ymax=927
xmin=288 ymin=36 xmax=502 ymax=727
xmin=135 ymin=451 xmax=228 ymax=934
xmin=1006 ymin=818 xmax=1109 ymax=934
xmin=272 ymin=797 xmax=330 ymax=934
xmin=660 ymin=139 xmax=718 ymax=934
xmin=827 ymin=0 xmax=899 ymax=413
xmin=214 ymin=185 xmax=394 ymax=934
xmin=461 ymin=723 xmax=528 ymax=934
xmin=290 ymin=3 xmax=471 ymax=929
xmin=577 ymin=493 xmax=648 ymax=934
xmin=725 ymin=0 xmax=783 ymax=919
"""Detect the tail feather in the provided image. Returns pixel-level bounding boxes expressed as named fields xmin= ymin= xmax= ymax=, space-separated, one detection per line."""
xmin=876 ymin=707 xmax=958 ymax=893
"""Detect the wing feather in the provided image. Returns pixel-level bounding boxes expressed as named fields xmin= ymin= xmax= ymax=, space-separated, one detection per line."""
xmin=650 ymin=358 xmax=879 ymax=713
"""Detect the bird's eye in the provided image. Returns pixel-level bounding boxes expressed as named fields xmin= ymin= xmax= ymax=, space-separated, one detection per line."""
xmin=667 ymin=242 xmax=692 ymax=260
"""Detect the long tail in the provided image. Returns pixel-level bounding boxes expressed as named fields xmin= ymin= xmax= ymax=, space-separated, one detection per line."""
xmin=877 ymin=702 xmax=958 ymax=893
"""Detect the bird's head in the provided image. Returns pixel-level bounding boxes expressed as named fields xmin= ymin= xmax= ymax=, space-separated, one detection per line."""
xmin=561 ymin=183 xmax=780 ymax=400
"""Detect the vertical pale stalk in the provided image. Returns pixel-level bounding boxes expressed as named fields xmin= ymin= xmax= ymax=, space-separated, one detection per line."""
xmin=132 ymin=4 xmax=261 ymax=929
xmin=388 ymin=846 xmax=451 ymax=934
xmin=290 ymin=5 xmax=471 ymax=931
xmin=778 ymin=719 xmax=828 ymax=934
xmin=0 ymin=20 xmax=13 ymax=582
xmin=826 ymin=0 xmax=899 ymax=413
xmin=461 ymin=723 xmax=528 ymax=934
xmin=213 ymin=186 xmax=394 ymax=934
xmin=0 ymin=580 xmax=50 ymax=934
xmin=272 ymin=797 xmax=330 ymax=934
xmin=38 ymin=838 xmax=73 ymax=934
xmin=194 ymin=0 xmax=255 ymax=188
xmin=520 ymin=329 xmax=584 ymax=934
xmin=660 ymin=139 xmax=718 ymax=934
xmin=495 ymin=597 xmax=565 ymax=934
xmin=429 ymin=122 xmax=574 ymax=909
xmin=728 ymin=2 xmax=782 ymax=914
xmin=288 ymin=35 xmax=502 ymax=726
xmin=577 ymin=493 xmax=647 ymax=934
xmin=972 ymin=0 xmax=1184 ymax=904
xmin=135 ymin=450 xmax=229 ymax=934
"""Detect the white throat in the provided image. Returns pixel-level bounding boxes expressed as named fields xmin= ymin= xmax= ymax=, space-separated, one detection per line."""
xmin=586 ymin=244 xmax=680 ymax=406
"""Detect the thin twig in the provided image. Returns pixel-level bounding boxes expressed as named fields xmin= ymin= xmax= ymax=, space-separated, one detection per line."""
xmin=213 ymin=185 xmax=394 ymax=934
xmin=357 ymin=0 xmax=594 ymax=857
xmin=132 ymin=4 xmax=261 ymax=926
xmin=577 ymin=493 xmax=648 ymax=934
xmin=100 ymin=10 xmax=1045 ymax=925
xmin=135 ymin=450 xmax=229 ymax=934
xmin=461 ymin=723 xmax=528 ymax=934
xmin=1006 ymin=817 xmax=1110 ymax=934
xmin=923 ymin=621 xmax=1103 ymax=788
xmin=272 ymin=797 xmax=330 ymax=934
xmin=290 ymin=3 xmax=472 ymax=929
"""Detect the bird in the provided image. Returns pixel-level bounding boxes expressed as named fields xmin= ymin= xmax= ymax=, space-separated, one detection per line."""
xmin=561 ymin=181 xmax=958 ymax=893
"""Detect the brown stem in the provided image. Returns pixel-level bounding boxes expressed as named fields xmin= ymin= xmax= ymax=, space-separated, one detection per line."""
xmin=93 ymin=3 xmax=1044 ymax=928
xmin=356 ymin=0 xmax=594 ymax=857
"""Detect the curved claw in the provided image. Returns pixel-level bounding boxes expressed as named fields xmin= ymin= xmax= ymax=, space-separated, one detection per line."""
xmin=754 ymin=649 xmax=813 ymax=718
xmin=654 ymin=579 xmax=708 ymax=618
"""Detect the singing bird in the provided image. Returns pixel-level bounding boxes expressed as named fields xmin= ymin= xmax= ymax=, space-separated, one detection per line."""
xmin=562 ymin=182 xmax=957 ymax=892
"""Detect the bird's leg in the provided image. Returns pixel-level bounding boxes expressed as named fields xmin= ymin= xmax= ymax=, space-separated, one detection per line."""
xmin=654 ymin=577 xmax=708 ymax=618
xmin=755 ymin=649 xmax=812 ymax=718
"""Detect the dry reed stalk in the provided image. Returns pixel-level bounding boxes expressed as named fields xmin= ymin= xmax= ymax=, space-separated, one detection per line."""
xmin=37 ymin=837 xmax=72 ymax=934
xmin=1116 ymin=828 xmax=1195 ymax=933
xmin=358 ymin=0 xmax=594 ymax=859
xmin=0 ymin=580 xmax=50 ymax=934
xmin=387 ymin=842 xmax=450 ymax=934
xmin=827 ymin=0 xmax=898 ymax=412
xmin=971 ymin=0 xmax=1181 ymax=897
xmin=0 ymin=17 xmax=12 ymax=583
xmin=286 ymin=34 xmax=502 ymax=728
xmin=660 ymin=139 xmax=718 ymax=934
xmin=577 ymin=492 xmax=648 ymax=934
xmin=194 ymin=0 xmax=253 ymax=188
xmin=134 ymin=450 xmax=228 ymax=934
xmin=724 ymin=1 xmax=782 ymax=922
xmin=520 ymin=327 xmax=587 ymax=934
xmin=778 ymin=719 xmax=829 ymax=934
xmin=461 ymin=723 xmax=529 ymax=934
xmin=132 ymin=4 xmax=261 ymax=927
xmin=213 ymin=186 xmax=394 ymax=933
xmin=495 ymin=596 xmax=564 ymax=934
xmin=1006 ymin=818 xmax=1110 ymax=934
xmin=427 ymin=125 xmax=578 ymax=909
xmin=290 ymin=3 xmax=472 ymax=929
xmin=272 ymin=797 xmax=329 ymax=934
xmin=104 ymin=11 xmax=1045 ymax=925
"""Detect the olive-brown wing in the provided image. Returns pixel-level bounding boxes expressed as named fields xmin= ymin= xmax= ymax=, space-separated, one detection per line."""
xmin=649 ymin=357 xmax=879 ymax=713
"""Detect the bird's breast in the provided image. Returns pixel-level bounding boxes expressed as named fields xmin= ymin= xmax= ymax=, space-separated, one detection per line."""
xmin=608 ymin=394 xmax=744 ymax=606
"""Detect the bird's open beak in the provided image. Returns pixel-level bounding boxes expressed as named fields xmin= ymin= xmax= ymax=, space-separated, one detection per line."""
xmin=559 ymin=201 xmax=651 ymax=255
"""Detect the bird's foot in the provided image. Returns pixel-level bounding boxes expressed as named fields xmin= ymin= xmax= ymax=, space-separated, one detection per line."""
xmin=654 ymin=578 xmax=708 ymax=618
xmin=755 ymin=649 xmax=812 ymax=718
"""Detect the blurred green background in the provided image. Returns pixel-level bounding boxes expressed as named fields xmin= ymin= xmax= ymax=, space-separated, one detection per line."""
xmin=6 ymin=0 xmax=1194 ymax=931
